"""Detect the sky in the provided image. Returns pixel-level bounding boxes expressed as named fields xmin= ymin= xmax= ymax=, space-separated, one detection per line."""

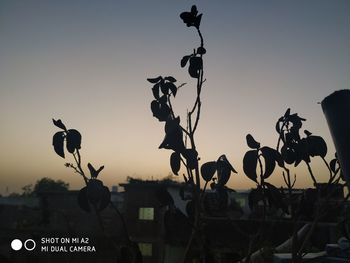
xmin=0 ymin=0 xmax=349 ymax=195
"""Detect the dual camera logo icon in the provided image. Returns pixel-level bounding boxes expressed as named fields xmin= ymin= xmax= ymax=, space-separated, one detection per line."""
xmin=11 ymin=239 xmax=36 ymax=251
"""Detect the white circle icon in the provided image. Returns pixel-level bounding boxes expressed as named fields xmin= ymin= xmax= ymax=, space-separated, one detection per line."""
xmin=24 ymin=239 xmax=36 ymax=251
xmin=11 ymin=239 xmax=22 ymax=251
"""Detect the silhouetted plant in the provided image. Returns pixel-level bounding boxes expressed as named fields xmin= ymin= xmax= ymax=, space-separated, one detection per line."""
xmin=148 ymin=5 xmax=236 ymax=262
xmin=52 ymin=119 xmax=142 ymax=263
xmin=243 ymin=109 xmax=346 ymax=262
xmin=52 ymin=119 xmax=110 ymax=213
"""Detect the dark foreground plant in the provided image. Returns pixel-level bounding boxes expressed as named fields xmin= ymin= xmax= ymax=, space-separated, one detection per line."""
xmin=242 ymin=109 xmax=346 ymax=262
xmin=148 ymin=5 xmax=237 ymax=262
xmin=52 ymin=119 xmax=142 ymax=263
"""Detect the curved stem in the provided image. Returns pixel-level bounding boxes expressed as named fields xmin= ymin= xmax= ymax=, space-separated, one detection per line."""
xmin=305 ymin=161 xmax=317 ymax=187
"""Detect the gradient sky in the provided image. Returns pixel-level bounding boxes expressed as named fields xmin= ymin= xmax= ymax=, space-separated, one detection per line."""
xmin=1 ymin=0 xmax=349 ymax=195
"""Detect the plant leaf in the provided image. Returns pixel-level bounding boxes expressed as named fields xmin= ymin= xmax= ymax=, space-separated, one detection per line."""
xmin=167 ymin=82 xmax=177 ymax=97
xmin=216 ymin=155 xmax=236 ymax=186
xmin=52 ymin=119 xmax=67 ymax=131
xmin=246 ymin=134 xmax=260 ymax=149
xmin=193 ymin=13 xmax=202 ymax=29
xmin=330 ymin=158 xmax=338 ymax=173
xmin=201 ymin=161 xmax=217 ymax=182
xmin=147 ymin=76 xmax=162 ymax=83
xmin=304 ymin=130 xmax=312 ymax=136
xmin=170 ymin=152 xmax=181 ymax=175
xmin=243 ymin=150 xmax=258 ymax=182
xmin=188 ymin=57 xmax=202 ymax=78
xmin=197 ymin=47 xmax=206 ymax=55
xmin=307 ymin=135 xmax=327 ymax=158
xmin=191 ymin=5 xmax=198 ymax=15
xmin=281 ymin=145 xmax=296 ymax=165
xmin=151 ymin=100 xmax=170 ymax=122
xmin=52 ymin=131 xmax=65 ymax=158
xmin=262 ymin=146 xmax=284 ymax=168
xmin=159 ymin=126 xmax=185 ymax=152
xmin=164 ymin=76 xmax=176 ymax=82
xmin=152 ymin=83 xmax=160 ymax=99
xmin=87 ymin=163 xmax=104 ymax=178
xmin=181 ymin=55 xmax=191 ymax=68
xmin=262 ymin=150 xmax=276 ymax=179
xmin=284 ymin=108 xmax=291 ymax=118
xmin=260 ymin=147 xmax=283 ymax=177
xmin=275 ymin=118 xmax=282 ymax=133
xmin=160 ymin=81 xmax=169 ymax=95
xmin=88 ymin=163 xmax=96 ymax=177
xmin=66 ymin=129 xmax=82 ymax=153
xmin=182 ymin=149 xmax=198 ymax=169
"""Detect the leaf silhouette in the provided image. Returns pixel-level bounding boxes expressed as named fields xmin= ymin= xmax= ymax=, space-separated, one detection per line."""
xmin=160 ymin=117 xmax=185 ymax=151
xmin=167 ymin=82 xmax=177 ymax=97
xmin=260 ymin=147 xmax=282 ymax=178
xmin=193 ymin=14 xmax=202 ymax=29
xmin=170 ymin=152 xmax=181 ymax=175
xmin=150 ymin=100 xmax=170 ymax=121
xmin=330 ymin=158 xmax=338 ymax=173
xmin=246 ymin=134 xmax=260 ymax=149
xmin=306 ymin=135 xmax=327 ymax=158
xmin=88 ymin=163 xmax=104 ymax=178
xmin=165 ymin=117 xmax=180 ymax=134
xmin=281 ymin=145 xmax=296 ymax=165
xmin=275 ymin=117 xmax=283 ymax=133
xmin=201 ymin=161 xmax=217 ymax=182
xmin=197 ymin=47 xmax=206 ymax=55
xmin=180 ymin=5 xmax=202 ymax=29
xmin=147 ymin=76 xmax=162 ymax=83
xmin=66 ymin=129 xmax=82 ymax=153
xmin=181 ymin=55 xmax=191 ymax=68
xmin=52 ymin=119 xmax=67 ymax=131
xmin=304 ymin=130 xmax=312 ymax=136
xmin=217 ymin=155 xmax=236 ymax=186
xmin=52 ymin=131 xmax=65 ymax=158
xmin=298 ymin=138 xmax=311 ymax=163
xmin=159 ymin=95 xmax=167 ymax=104
xmin=164 ymin=76 xmax=176 ymax=82
xmin=191 ymin=5 xmax=198 ymax=15
xmin=180 ymin=12 xmax=193 ymax=27
xmin=160 ymin=81 xmax=170 ymax=95
xmin=262 ymin=150 xmax=276 ymax=179
xmin=188 ymin=57 xmax=202 ymax=78
xmin=261 ymin=146 xmax=284 ymax=167
xmin=284 ymin=108 xmax=291 ymax=118
xmin=152 ymin=83 xmax=160 ymax=99
xmin=159 ymin=126 xmax=185 ymax=152
xmin=243 ymin=150 xmax=258 ymax=182
xmin=182 ymin=149 xmax=198 ymax=169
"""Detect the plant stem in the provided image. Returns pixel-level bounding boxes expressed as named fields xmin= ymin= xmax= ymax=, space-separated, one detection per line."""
xmin=305 ymin=161 xmax=317 ymax=187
